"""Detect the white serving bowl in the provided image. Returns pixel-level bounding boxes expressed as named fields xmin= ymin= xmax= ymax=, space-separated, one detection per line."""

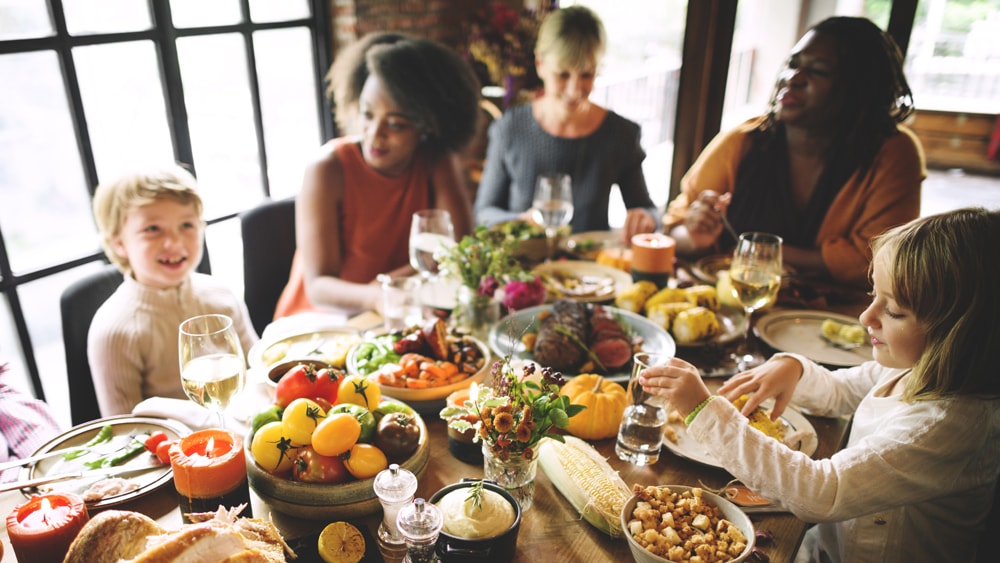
xmin=620 ymin=485 xmax=755 ymax=563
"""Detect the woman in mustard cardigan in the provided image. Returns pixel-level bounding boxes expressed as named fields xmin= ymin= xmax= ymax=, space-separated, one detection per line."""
xmin=663 ymin=17 xmax=925 ymax=287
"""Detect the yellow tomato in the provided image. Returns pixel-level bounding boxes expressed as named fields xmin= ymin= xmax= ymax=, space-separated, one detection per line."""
xmin=250 ymin=421 xmax=302 ymax=474
xmin=282 ymin=398 xmax=326 ymax=445
xmin=337 ymin=375 xmax=381 ymax=410
xmin=343 ymin=443 xmax=388 ymax=480
xmin=312 ymin=412 xmax=361 ymax=457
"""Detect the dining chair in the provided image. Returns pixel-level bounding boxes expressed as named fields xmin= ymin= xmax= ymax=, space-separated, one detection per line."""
xmin=59 ymin=263 xmax=124 ymax=427
xmin=240 ymin=197 xmax=297 ymax=336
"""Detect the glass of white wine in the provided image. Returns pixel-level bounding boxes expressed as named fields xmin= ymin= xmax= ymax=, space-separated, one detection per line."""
xmin=409 ymin=209 xmax=455 ymax=281
xmin=728 ymin=232 xmax=783 ymax=371
xmin=531 ymin=173 xmax=574 ymax=261
xmin=178 ymin=314 xmax=246 ymax=429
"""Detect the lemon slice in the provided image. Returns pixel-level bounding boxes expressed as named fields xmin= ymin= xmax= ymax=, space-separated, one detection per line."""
xmin=318 ymin=521 xmax=366 ymax=563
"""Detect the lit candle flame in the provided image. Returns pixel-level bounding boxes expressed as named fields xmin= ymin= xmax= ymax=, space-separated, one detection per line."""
xmin=205 ymin=436 xmax=215 ymax=458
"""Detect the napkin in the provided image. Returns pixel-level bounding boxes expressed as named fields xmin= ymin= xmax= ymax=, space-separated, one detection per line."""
xmin=132 ymin=397 xmax=250 ymax=437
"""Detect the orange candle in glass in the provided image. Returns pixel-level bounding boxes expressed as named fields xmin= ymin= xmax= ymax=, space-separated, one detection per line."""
xmin=169 ymin=429 xmax=251 ymax=523
xmin=630 ymin=233 xmax=676 ymax=288
xmin=6 ymin=492 xmax=89 ymax=563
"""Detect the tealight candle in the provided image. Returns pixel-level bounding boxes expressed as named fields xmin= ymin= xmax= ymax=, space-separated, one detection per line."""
xmin=630 ymin=233 xmax=676 ymax=288
xmin=6 ymin=493 xmax=89 ymax=563
xmin=444 ymin=384 xmax=483 ymax=464
xmin=169 ymin=429 xmax=252 ymax=523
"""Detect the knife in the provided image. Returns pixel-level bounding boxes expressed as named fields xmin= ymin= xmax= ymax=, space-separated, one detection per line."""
xmin=0 ymin=445 xmax=108 ymax=473
xmin=0 ymin=464 xmax=167 ymax=494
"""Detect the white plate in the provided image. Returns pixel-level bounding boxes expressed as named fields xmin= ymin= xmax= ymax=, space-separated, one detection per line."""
xmin=673 ymin=306 xmax=746 ymax=348
xmin=247 ymin=326 xmax=362 ymax=370
xmin=533 ymin=260 xmax=632 ymax=303
xmin=488 ymin=304 xmax=676 ymax=384
xmin=756 ymin=310 xmax=872 ymax=367
xmin=662 ymin=401 xmax=818 ymax=468
xmin=563 ymin=230 xmax=625 ymax=260
xmin=19 ymin=415 xmax=191 ymax=509
xmin=690 ymin=254 xmax=797 ymax=285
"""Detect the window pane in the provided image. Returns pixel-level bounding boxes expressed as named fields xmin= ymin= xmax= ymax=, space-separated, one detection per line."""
xmin=74 ymin=41 xmax=175 ymax=181
xmin=0 ymin=51 xmax=96 ymax=273
xmin=0 ymin=0 xmax=53 ymax=40
xmin=906 ymin=0 xmax=1000 ymax=113
xmin=0 ymin=298 xmax=34 ymax=398
xmin=170 ymin=0 xmax=241 ymax=28
xmin=177 ymin=34 xmax=264 ymax=218
xmin=569 ymin=0 xmax=687 ymax=216
xmin=254 ymin=28 xmax=321 ymax=199
xmin=62 ymin=0 xmax=152 ymax=35
xmin=249 ymin=0 xmax=310 ymax=23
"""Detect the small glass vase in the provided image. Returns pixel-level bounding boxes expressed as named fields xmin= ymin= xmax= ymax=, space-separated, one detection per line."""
xmin=482 ymin=444 xmax=537 ymax=511
xmin=453 ymin=286 xmax=501 ymax=341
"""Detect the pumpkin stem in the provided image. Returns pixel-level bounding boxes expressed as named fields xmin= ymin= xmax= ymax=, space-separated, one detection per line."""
xmin=591 ymin=377 xmax=605 ymax=393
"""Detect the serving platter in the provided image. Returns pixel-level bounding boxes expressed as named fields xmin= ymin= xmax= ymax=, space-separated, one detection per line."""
xmin=487 ymin=304 xmax=676 ymax=384
xmin=563 ymin=230 xmax=625 ymax=260
xmin=661 ymin=401 xmax=818 ymax=469
xmin=19 ymin=415 xmax=191 ymax=509
xmin=247 ymin=325 xmax=362 ymax=370
xmin=756 ymin=310 xmax=872 ymax=367
xmin=533 ymin=260 xmax=632 ymax=303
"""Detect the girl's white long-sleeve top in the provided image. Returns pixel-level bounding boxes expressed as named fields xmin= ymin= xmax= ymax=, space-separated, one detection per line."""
xmin=687 ymin=354 xmax=999 ymax=563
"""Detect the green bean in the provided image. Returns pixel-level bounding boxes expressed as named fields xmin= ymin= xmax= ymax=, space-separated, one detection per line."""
xmin=62 ymin=424 xmax=114 ymax=461
xmin=84 ymin=436 xmax=148 ymax=469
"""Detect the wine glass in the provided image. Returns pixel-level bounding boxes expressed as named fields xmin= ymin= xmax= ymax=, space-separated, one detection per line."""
xmin=409 ymin=209 xmax=455 ymax=281
xmin=728 ymin=232 xmax=783 ymax=371
xmin=531 ymin=173 xmax=574 ymax=261
xmin=178 ymin=314 xmax=247 ymax=429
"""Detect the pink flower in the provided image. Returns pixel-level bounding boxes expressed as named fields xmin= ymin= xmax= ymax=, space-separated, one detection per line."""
xmin=502 ymin=276 xmax=546 ymax=311
xmin=478 ymin=275 xmax=501 ymax=298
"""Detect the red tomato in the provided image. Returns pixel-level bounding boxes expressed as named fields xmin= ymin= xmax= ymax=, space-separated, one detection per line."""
xmin=274 ymin=364 xmax=319 ymax=408
xmin=292 ymin=447 xmax=351 ymax=484
xmin=311 ymin=368 xmax=346 ymax=405
xmin=144 ymin=431 xmax=169 ymax=454
xmin=155 ymin=439 xmax=177 ymax=465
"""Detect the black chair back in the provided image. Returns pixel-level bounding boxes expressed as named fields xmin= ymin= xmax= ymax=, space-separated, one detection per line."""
xmin=240 ymin=197 xmax=297 ymax=336
xmin=60 ymin=263 xmax=124 ymax=426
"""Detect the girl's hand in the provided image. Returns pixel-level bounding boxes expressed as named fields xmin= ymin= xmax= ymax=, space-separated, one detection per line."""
xmin=622 ymin=209 xmax=657 ymax=243
xmin=637 ymin=357 xmax=711 ymax=417
xmin=717 ymin=356 xmax=803 ymax=419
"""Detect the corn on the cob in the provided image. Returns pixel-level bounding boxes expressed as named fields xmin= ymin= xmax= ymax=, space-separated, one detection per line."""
xmin=671 ymin=306 xmax=721 ymax=345
xmin=822 ymin=318 xmax=866 ymax=344
xmin=647 ymin=301 xmax=695 ymax=330
xmin=642 ymin=287 xmax=689 ymax=313
xmin=731 ymin=395 xmax=786 ymax=441
xmin=685 ymin=284 xmax=720 ymax=311
xmin=614 ymin=280 xmax=658 ymax=313
xmin=537 ymin=436 xmax=632 ymax=538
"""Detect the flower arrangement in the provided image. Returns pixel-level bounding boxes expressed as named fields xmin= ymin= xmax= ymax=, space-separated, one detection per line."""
xmin=436 ymin=226 xmax=546 ymax=312
xmin=463 ymin=1 xmax=558 ymax=105
xmin=440 ymin=356 xmax=584 ymax=461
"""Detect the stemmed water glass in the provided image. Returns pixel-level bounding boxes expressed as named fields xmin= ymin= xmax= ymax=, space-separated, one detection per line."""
xmin=178 ymin=314 xmax=247 ymax=429
xmin=728 ymin=232 xmax=783 ymax=371
xmin=409 ymin=209 xmax=455 ymax=281
xmin=531 ymin=173 xmax=574 ymax=261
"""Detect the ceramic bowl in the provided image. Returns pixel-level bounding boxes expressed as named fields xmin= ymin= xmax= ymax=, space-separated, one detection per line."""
xmin=620 ymin=485 xmax=755 ymax=563
xmin=245 ymin=399 xmax=429 ymax=520
xmin=263 ymin=358 xmax=334 ymax=391
xmin=428 ymin=479 xmax=522 ymax=562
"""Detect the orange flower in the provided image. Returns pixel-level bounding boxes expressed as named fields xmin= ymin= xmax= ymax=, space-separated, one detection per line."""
xmin=515 ymin=423 xmax=532 ymax=443
xmin=493 ymin=411 xmax=515 ymax=433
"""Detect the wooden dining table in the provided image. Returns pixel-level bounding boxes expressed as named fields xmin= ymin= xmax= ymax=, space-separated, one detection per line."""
xmin=0 ymin=259 xmax=869 ymax=563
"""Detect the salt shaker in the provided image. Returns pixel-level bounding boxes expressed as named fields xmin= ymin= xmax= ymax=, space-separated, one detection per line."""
xmin=374 ymin=463 xmax=419 ymax=545
xmin=396 ymin=498 xmax=443 ymax=563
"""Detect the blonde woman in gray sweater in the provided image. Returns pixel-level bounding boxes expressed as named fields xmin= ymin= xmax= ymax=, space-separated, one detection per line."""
xmin=88 ymin=165 xmax=257 ymax=416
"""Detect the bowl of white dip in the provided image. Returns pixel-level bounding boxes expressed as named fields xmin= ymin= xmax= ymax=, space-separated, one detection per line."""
xmin=429 ymin=479 xmax=522 ymax=562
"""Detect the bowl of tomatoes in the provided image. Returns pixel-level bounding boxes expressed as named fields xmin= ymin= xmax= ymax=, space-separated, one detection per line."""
xmin=346 ymin=319 xmax=493 ymax=413
xmin=246 ymin=373 xmax=429 ymax=520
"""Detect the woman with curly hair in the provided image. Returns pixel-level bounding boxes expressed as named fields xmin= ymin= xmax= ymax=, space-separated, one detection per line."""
xmin=664 ymin=16 xmax=926 ymax=287
xmin=275 ymin=32 xmax=481 ymax=318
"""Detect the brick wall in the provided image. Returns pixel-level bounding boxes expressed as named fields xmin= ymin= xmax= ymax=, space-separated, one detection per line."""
xmin=331 ymin=0 xmax=499 ymax=54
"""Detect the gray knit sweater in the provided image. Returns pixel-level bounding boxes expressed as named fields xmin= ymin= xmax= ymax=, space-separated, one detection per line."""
xmin=474 ymin=103 xmax=658 ymax=232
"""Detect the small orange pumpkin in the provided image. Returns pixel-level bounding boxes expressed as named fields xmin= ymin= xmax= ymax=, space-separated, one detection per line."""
xmin=560 ymin=374 xmax=627 ymax=440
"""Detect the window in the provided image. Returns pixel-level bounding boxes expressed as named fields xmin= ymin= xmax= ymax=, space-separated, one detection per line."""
xmin=0 ymin=0 xmax=331 ymax=427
